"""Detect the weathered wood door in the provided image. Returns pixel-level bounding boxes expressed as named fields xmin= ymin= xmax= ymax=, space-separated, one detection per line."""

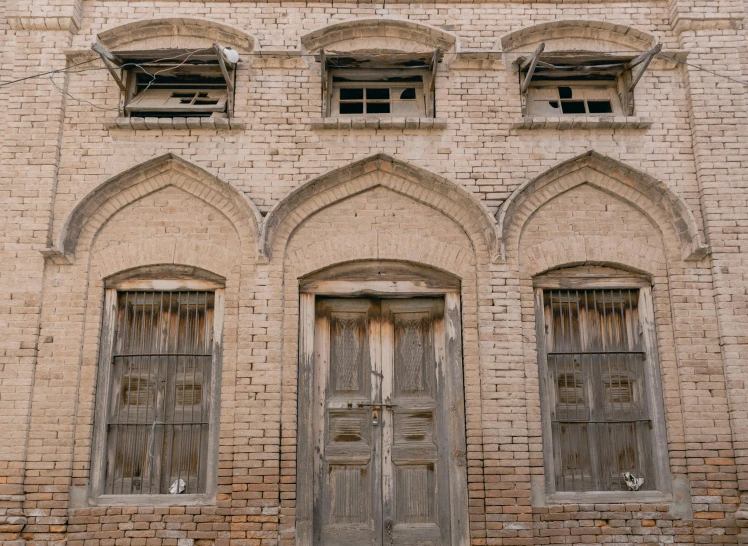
xmin=313 ymin=297 xmax=454 ymax=546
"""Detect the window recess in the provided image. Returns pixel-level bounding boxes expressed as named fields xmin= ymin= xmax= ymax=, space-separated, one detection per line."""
xmin=517 ymin=43 xmax=661 ymax=117
xmin=534 ymin=277 xmax=670 ymax=498
xmin=320 ymin=50 xmax=440 ymax=118
xmin=92 ymin=42 xmax=239 ymax=118
xmin=90 ymin=280 xmax=225 ymax=503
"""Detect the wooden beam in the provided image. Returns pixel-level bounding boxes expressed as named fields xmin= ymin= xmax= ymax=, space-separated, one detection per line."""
xmin=91 ymin=42 xmax=125 ymax=92
xmin=320 ymin=48 xmax=328 ymax=117
xmin=628 ymin=43 xmax=662 ymax=91
xmin=428 ymin=48 xmax=440 ymax=118
xmin=520 ymin=43 xmax=545 ymax=93
xmin=212 ymin=43 xmax=234 ymax=93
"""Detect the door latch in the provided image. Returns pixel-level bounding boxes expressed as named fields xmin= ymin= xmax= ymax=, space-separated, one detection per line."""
xmin=347 ymin=401 xmax=397 ymax=426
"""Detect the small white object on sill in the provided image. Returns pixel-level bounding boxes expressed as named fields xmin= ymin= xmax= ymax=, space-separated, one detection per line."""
xmin=170 ymin=479 xmax=187 ymax=494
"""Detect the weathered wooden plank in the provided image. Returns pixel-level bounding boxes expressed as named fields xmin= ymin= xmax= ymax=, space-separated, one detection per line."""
xmin=296 ymin=293 xmax=316 ymax=544
xmin=444 ymin=292 xmax=469 ymax=546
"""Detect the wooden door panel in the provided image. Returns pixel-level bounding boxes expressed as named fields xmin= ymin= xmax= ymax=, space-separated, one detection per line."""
xmin=315 ymin=299 xmax=380 ymax=546
xmin=382 ymin=299 xmax=450 ymax=546
xmin=313 ymin=297 xmax=462 ymax=546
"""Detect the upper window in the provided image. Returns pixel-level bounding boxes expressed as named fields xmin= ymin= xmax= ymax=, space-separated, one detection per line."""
xmin=91 ymin=279 xmax=224 ymax=500
xmin=534 ymin=273 xmax=669 ymax=498
xmin=321 ymin=52 xmax=439 ymax=118
xmin=93 ymin=43 xmax=239 ymax=118
xmin=518 ymin=44 xmax=661 ymax=117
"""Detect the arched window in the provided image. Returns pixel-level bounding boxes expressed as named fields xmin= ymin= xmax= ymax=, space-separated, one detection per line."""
xmin=534 ymin=267 xmax=670 ymax=501
xmin=90 ymin=270 xmax=225 ymax=502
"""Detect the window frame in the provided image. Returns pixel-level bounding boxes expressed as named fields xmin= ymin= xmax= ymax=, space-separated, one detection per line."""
xmin=122 ymin=60 xmax=234 ymax=119
xmin=321 ymin=52 xmax=439 ymax=119
xmin=89 ymin=278 xmax=225 ymax=506
xmin=525 ymin=80 xmax=624 ymax=117
xmin=517 ymin=49 xmax=659 ymax=117
xmin=533 ymin=273 xmax=671 ymax=504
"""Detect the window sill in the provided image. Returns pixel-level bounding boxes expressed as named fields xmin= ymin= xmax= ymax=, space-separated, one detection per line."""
xmin=88 ymin=493 xmax=216 ymax=507
xmin=105 ymin=117 xmax=246 ymax=131
xmin=513 ymin=116 xmax=653 ymax=130
xmin=545 ymin=490 xmax=672 ymax=505
xmin=311 ymin=117 xmax=447 ymax=131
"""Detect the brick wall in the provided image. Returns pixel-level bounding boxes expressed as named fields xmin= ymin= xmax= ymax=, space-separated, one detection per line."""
xmin=1 ymin=2 xmax=746 ymax=545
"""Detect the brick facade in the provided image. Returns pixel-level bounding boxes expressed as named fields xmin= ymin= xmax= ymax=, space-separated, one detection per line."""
xmin=0 ymin=1 xmax=747 ymax=544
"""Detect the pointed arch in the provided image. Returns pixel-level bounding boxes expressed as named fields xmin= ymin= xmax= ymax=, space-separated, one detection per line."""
xmin=500 ymin=20 xmax=656 ymax=53
xmin=261 ymin=154 xmax=500 ymax=263
xmin=497 ymin=151 xmax=708 ymax=263
xmin=300 ymin=18 xmax=457 ymax=53
xmin=50 ymin=154 xmax=262 ymax=263
xmin=97 ymin=18 xmax=255 ymax=53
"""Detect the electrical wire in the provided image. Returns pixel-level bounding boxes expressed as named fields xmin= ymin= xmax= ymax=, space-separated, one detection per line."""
xmin=0 ymin=45 xmax=745 ymax=111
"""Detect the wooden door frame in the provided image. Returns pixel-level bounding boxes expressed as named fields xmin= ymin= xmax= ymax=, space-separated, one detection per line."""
xmin=295 ymin=262 xmax=470 ymax=545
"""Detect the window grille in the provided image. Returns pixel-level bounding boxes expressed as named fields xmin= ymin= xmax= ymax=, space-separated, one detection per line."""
xmin=543 ymin=288 xmax=654 ymax=492
xmin=104 ymin=290 xmax=214 ymax=495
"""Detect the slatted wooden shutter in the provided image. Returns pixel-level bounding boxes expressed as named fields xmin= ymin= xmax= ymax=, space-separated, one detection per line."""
xmin=104 ymin=290 xmax=214 ymax=495
xmin=542 ymin=288 xmax=654 ymax=492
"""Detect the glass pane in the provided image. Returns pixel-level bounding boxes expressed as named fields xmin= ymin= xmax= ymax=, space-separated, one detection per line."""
xmin=366 ymin=88 xmax=389 ymax=100
xmin=399 ymin=88 xmax=417 ymax=100
xmin=366 ymin=102 xmax=390 ymax=114
xmin=588 ymin=100 xmax=613 ymax=114
xmin=340 ymin=88 xmax=364 ymax=100
xmin=340 ymin=102 xmax=364 ymax=114
xmin=561 ymin=101 xmax=586 ymax=114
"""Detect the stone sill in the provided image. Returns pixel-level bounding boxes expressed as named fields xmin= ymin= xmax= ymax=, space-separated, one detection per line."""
xmin=545 ymin=491 xmax=672 ymax=505
xmin=513 ymin=116 xmax=653 ymax=130
xmin=86 ymin=493 xmax=216 ymax=507
xmin=105 ymin=117 xmax=246 ymax=131
xmin=311 ymin=117 xmax=447 ymax=130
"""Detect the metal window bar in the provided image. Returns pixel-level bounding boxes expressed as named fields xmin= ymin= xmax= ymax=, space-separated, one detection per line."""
xmin=545 ymin=289 xmax=653 ymax=492
xmin=105 ymin=290 xmax=214 ymax=495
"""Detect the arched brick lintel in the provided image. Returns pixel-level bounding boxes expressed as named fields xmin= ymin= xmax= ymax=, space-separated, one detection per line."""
xmin=500 ymin=19 xmax=656 ymax=53
xmin=47 ymin=153 xmax=262 ymax=264
xmin=261 ymin=153 xmax=501 ymax=264
xmin=300 ymin=17 xmax=458 ymax=53
xmin=497 ymin=150 xmax=709 ymax=264
xmin=97 ymin=18 xmax=256 ymax=53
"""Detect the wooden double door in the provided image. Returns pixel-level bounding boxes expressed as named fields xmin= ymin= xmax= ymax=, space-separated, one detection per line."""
xmin=312 ymin=297 xmax=463 ymax=546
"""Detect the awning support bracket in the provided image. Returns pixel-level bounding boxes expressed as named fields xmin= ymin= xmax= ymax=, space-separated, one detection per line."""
xmin=627 ymin=43 xmax=662 ymax=92
xmin=520 ymin=43 xmax=545 ymax=93
xmin=91 ymin=42 xmax=125 ymax=92
xmin=213 ymin=43 xmax=235 ymax=94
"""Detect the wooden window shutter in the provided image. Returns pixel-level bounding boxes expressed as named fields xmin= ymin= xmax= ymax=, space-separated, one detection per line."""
xmin=542 ymin=288 xmax=655 ymax=493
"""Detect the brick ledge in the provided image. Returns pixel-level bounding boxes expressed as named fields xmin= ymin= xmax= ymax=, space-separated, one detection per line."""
xmin=105 ymin=117 xmax=246 ymax=131
xmin=513 ymin=116 xmax=653 ymax=130
xmin=311 ymin=117 xmax=447 ymax=130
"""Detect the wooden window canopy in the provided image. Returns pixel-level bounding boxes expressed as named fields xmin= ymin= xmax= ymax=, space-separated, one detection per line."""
xmin=92 ymin=42 xmax=240 ymax=118
xmin=320 ymin=50 xmax=442 ymax=118
xmin=517 ymin=43 xmax=662 ymax=116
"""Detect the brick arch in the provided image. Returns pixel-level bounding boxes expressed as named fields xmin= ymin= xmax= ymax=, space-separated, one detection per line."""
xmin=51 ymin=153 xmax=261 ymax=263
xmin=261 ymin=154 xmax=500 ymax=263
xmin=498 ymin=150 xmax=708 ymax=264
xmin=520 ymin=236 xmax=664 ymax=277
xmin=91 ymin=239 xmax=238 ymax=281
xmin=300 ymin=17 xmax=457 ymax=53
xmin=500 ymin=19 xmax=656 ymax=53
xmin=286 ymin=232 xmax=476 ymax=280
xmin=96 ymin=17 xmax=255 ymax=53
